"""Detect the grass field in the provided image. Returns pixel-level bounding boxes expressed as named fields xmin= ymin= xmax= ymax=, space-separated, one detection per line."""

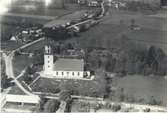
xmin=9 ymin=3 xmax=86 ymax=17
xmin=31 ymin=69 xmax=106 ymax=97
xmin=71 ymin=100 xmax=93 ymax=112
xmin=22 ymin=40 xmax=45 ymax=53
xmin=8 ymin=86 xmax=25 ymax=95
xmin=127 ymin=28 xmax=167 ymax=53
xmin=103 ymin=10 xmax=167 ymax=31
xmin=78 ymin=23 xmax=129 ymax=49
xmin=13 ymin=55 xmax=33 ymax=76
xmin=76 ymin=9 xmax=167 ymax=54
xmin=1 ymin=41 xmax=23 ymax=51
xmin=113 ymin=75 xmax=167 ymax=107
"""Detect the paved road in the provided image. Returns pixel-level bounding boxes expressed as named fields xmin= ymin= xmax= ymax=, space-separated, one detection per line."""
xmin=4 ymin=38 xmax=44 ymax=96
xmin=15 ymin=68 xmax=26 ymax=80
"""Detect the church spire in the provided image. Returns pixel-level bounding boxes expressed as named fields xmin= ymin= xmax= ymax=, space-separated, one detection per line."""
xmin=44 ymin=36 xmax=52 ymax=54
xmin=44 ymin=36 xmax=54 ymax=74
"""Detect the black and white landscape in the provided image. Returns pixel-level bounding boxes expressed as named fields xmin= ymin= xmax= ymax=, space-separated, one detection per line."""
xmin=1 ymin=0 xmax=167 ymax=113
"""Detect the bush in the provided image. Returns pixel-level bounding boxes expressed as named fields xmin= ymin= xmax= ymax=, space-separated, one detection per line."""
xmin=148 ymin=96 xmax=162 ymax=106
xmin=112 ymin=104 xmax=121 ymax=112
xmin=44 ymin=100 xmax=60 ymax=113
xmin=59 ymin=90 xmax=72 ymax=101
xmin=126 ymin=1 xmax=159 ymax=12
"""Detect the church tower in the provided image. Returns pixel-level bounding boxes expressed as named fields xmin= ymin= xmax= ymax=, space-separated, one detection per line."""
xmin=44 ymin=45 xmax=54 ymax=75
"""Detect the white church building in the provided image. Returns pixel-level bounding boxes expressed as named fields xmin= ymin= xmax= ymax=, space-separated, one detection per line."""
xmin=41 ymin=45 xmax=94 ymax=80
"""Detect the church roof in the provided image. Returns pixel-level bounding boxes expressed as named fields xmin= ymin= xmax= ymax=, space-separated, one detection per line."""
xmin=54 ymin=58 xmax=84 ymax=71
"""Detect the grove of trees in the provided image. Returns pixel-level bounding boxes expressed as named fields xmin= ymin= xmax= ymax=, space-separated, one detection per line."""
xmin=85 ymin=35 xmax=167 ymax=76
xmin=43 ymin=100 xmax=60 ymax=113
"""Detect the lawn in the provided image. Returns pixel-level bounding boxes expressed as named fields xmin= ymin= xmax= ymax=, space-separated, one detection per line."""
xmin=71 ymin=100 xmax=93 ymax=112
xmin=112 ymin=75 xmax=167 ymax=107
xmin=13 ymin=55 xmax=33 ymax=76
xmin=127 ymin=28 xmax=167 ymax=54
xmin=31 ymin=78 xmax=61 ymax=93
xmin=103 ymin=9 xmax=167 ymax=53
xmin=76 ymin=10 xmax=167 ymax=54
xmin=8 ymin=86 xmax=25 ymax=95
xmin=78 ymin=23 xmax=129 ymax=49
xmin=31 ymin=69 xmax=107 ymax=97
xmin=1 ymin=41 xmax=23 ymax=51
xmin=103 ymin=10 xmax=167 ymax=31
xmin=21 ymin=39 xmax=45 ymax=53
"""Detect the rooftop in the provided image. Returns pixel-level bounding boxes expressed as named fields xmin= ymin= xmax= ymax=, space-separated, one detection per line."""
xmin=3 ymin=102 xmax=37 ymax=111
xmin=54 ymin=58 xmax=84 ymax=71
xmin=5 ymin=94 xmax=40 ymax=104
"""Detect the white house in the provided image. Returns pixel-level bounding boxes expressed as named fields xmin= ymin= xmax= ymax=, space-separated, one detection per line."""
xmin=41 ymin=45 xmax=94 ymax=80
xmin=1 ymin=94 xmax=40 ymax=113
xmin=10 ymin=36 xmax=17 ymax=41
